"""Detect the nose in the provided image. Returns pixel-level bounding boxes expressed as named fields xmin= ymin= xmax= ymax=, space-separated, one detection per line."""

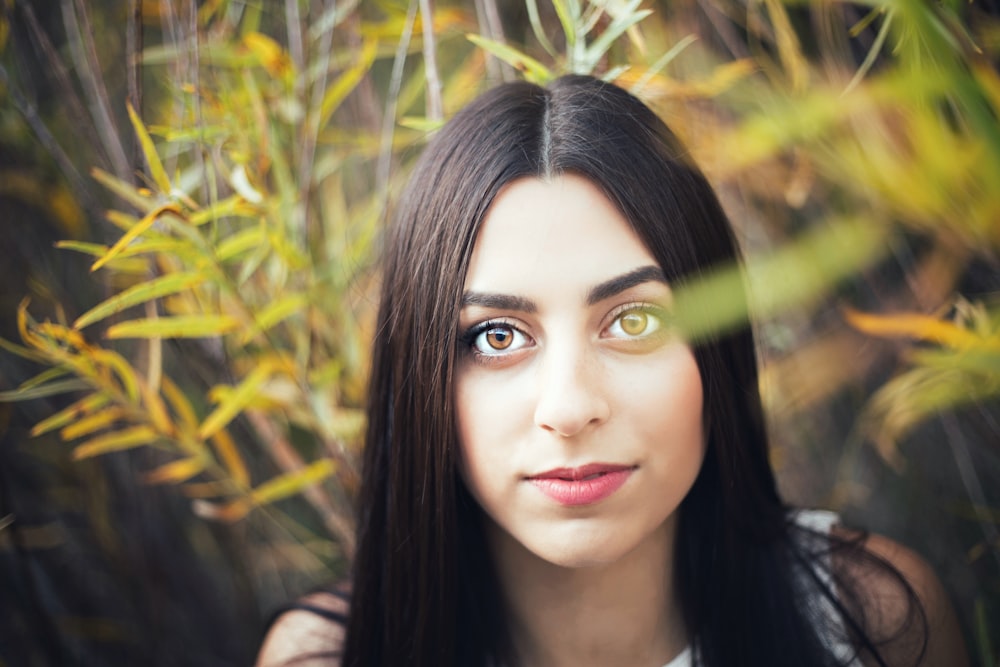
xmin=533 ymin=342 xmax=610 ymax=437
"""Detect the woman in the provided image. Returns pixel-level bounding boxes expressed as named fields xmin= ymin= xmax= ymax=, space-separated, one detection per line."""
xmin=258 ymin=75 xmax=966 ymax=666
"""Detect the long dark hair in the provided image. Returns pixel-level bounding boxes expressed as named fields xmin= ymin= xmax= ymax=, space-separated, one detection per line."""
xmin=342 ymin=75 xmax=920 ymax=666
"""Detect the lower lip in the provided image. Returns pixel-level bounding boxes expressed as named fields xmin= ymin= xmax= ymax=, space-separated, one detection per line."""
xmin=528 ymin=469 xmax=633 ymax=506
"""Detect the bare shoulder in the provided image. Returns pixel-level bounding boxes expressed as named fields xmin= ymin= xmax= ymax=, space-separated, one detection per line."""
xmin=256 ymin=590 xmax=350 ymax=667
xmin=831 ymin=527 xmax=968 ymax=666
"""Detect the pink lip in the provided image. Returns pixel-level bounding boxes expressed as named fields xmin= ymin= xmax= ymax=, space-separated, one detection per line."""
xmin=527 ymin=463 xmax=635 ymax=506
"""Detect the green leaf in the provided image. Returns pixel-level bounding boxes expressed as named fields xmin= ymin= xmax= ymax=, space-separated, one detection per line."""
xmin=584 ymin=8 xmax=652 ymax=74
xmin=189 ymin=194 xmax=258 ymax=226
xmin=398 ymin=116 xmax=447 ymax=132
xmin=550 ymin=0 xmax=579 ymax=49
xmin=17 ymin=366 xmax=70 ymax=392
xmin=0 ymin=336 xmax=48 ymax=363
xmin=216 ymin=225 xmax=266 ymax=262
xmin=55 ymin=241 xmax=110 ymax=257
xmin=466 ymin=34 xmax=552 ymax=84
xmin=673 ymin=217 xmax=889 ymax=343
xmin=106 ymin=315 xmax=241 ymax=339
xmin=75 ymin=273 xmax=206 ymax=329
xmin=72 ymin=425 xmax=157 ymax=460
xmin=0 ymin=380 xmax=89 ymax=402
xmin=241 ymin=294 xmax=309 ymax=343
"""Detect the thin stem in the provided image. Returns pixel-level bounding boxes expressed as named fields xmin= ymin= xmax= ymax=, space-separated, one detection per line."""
xmin=299 ymin=0 xmax=338 ymax=250
xmin=63 ymin=0 xmax=131 ymax=182
xmin=418 ymin=0 xmax=443 ymax=122
xmin=376 ymin=0 xmax=419 ymax=200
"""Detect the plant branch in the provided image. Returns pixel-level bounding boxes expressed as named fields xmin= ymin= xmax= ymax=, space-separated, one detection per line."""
xmin=418 ymin=0 xmax=443 ymax=122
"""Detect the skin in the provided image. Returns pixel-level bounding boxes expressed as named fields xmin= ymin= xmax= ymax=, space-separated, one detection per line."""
xmin=455 ymin=174 xmax=703 ymax=666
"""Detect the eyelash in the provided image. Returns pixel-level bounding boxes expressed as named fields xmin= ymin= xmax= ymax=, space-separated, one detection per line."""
xmin=460 ymin=318 xmax=532 ymax=364
xmin=459 ymin=302 xmax=671 ymax=364
xmin=604 ymin=302 xmax=670 ymax=341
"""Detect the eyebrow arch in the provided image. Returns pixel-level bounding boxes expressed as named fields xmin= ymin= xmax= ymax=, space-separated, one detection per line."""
xmin=460 ymin=265 xmax=667 ymax=313
xmin=586 ymin=265 xmax=667 ymax=305
xmin=460 ymin=292 xmax=537 ymax=313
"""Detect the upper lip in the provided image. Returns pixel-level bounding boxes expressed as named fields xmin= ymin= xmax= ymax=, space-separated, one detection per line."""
xmin=528 ymin=463 xmax=635 ymax=481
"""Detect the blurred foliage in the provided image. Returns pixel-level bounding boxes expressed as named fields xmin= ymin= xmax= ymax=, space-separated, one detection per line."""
xmin=1 ymin=0 xmax=998 ymax=664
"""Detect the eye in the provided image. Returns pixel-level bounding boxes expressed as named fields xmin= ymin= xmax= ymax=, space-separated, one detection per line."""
xmin=464 ymin=321 xmax=532 ymax=357
xmin=606 ymin=305 xmax=665 ymax=339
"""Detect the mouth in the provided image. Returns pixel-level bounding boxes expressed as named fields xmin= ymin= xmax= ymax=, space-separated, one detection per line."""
xmin=528 ymin=463 xmax=635 ymax=481
xmin=526 ymin=463 xmax=636 ymax=506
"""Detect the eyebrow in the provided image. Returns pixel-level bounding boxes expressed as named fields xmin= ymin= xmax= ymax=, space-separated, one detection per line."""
xmin=586 ymin=265 xmax=666 ymax=305
xmin=460 ymin=265 xmax=667 ymax=313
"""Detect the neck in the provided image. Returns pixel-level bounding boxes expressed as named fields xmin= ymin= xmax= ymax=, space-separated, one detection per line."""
xmin=488 ymin=517 xmax=687 ymax=667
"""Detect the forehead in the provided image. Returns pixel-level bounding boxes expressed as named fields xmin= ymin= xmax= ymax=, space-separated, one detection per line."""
xmin=464 ymin=174 xmax=657 ymax=294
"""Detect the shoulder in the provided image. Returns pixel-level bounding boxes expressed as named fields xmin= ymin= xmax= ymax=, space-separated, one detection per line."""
xmin=830 ymin=527 xmax=968 ymax=666
xmin=256 ymin=590 xmax=350 ymax=667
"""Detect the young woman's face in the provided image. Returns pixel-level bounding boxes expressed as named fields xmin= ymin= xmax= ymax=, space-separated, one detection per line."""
xmin=455 ymin=174 xmax=706 ymax=568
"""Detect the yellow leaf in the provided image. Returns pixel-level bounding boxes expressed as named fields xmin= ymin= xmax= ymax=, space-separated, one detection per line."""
xmin=61 ymin=406 xmax=127 ymax=441
xmin=126 ymin=101 xmax=171 ymax=194
xmin=240 ymin=294 xmax=308 ymax=344
xmin=216 ymin=224 xmax=266 ymax=262
xmin=106 ymin=315 xmax=240 ymax=339
xmin=844 ymin=309 xmax=1000 ymax=351
xmin=320 ymin=38 xmax=379 ymax=126
xmin=189 ymin=194 xmax=259 ymax=226
xmin=31 ymin=393 xmax=111 ymax=437
xmin=211 ymin=428 xmax=250 ymax=487
xmin=139 ymin=379 xmax=173 ymax=435
xmin=91 ymin=350 xmax=141 ymax=403
xmin=91 ymin=203 xmax=184 ymax=272
xmin=75 ymin=272 xmax=206 ymax=329
xmin=55 ymin=240 xmax=110 ymax=258
xmin=249 ymin=459 xmax=337 ymax=506
xmin=72 ymin=425 xmax=156 ymax=459
xmin=162 ymin=376 xmax=200 ymax=429
xmin=243 ymin=32 xmax=291 ymax=76
xmin=197 ymin=363 xmax=276 ymax=440
xmin=35 ymin=323 xmax=88 ymax=349
xmin=143 ymin=457 xmax=205 ymax=484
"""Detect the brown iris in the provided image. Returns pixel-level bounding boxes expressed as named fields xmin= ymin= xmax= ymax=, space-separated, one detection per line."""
xmin=485 ymin=327 xmax=514 ymax=350
xmin=619 ymin=311 xmax=648 ymax=336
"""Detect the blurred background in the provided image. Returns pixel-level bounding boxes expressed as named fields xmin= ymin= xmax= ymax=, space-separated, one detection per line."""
xmin=1 ymin=0 xmax=998 ymax=664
